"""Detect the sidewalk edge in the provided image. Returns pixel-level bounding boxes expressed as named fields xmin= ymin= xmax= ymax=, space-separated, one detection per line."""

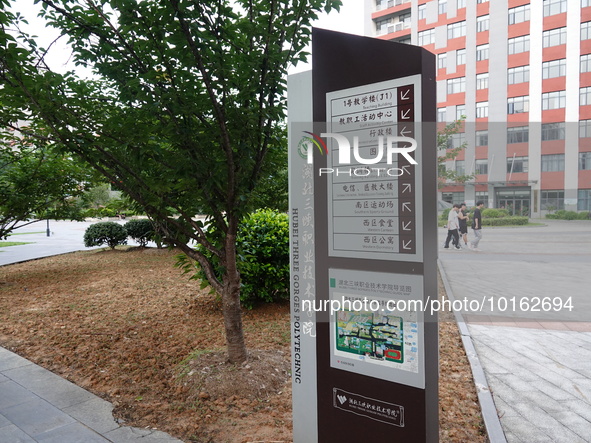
xmin=437 ymin=259 xmax=507 ymax=443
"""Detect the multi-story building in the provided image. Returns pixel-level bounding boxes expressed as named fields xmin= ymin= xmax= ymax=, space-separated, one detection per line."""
xmin=364 ymin=0 xmax=591 ymax=217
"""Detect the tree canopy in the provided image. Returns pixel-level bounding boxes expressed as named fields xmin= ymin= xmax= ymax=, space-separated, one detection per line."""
xmin=0 ymin=0 xmax=341 ymax=362
xmin=0 ymin=124 xmax=96 ymax=239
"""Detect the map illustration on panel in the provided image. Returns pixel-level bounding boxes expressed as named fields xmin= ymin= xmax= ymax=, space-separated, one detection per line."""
xmin=336 ymin=311 xmax=404 ymax=363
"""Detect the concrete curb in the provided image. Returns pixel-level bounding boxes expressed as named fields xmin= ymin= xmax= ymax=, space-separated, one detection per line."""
xmin=437 ymin=259 xmax=507 ymax=443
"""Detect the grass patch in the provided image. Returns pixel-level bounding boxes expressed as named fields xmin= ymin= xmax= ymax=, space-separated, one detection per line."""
xmin=8 ymin=231 xmax=45 ymax=236
xmin=0 ymin=241 xmax=33 ymax=247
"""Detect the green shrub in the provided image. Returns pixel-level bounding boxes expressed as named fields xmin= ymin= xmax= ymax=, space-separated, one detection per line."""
xmin=124 ymin=219 xmax=154 ymax=246
xmin=440 ymin=208 xmax=451 ymax=222
xmin=546 ymin=210 xmax=591 ymax=220
xmin=189 ymin=209 xmax=290 ymax=309
xmin=482 ymin=216 xmax=528 ymax=226
xmin=481 ymin=208 xmax=509 ymax=219
xmin=83 ymin=222 xmax=128 ymax=249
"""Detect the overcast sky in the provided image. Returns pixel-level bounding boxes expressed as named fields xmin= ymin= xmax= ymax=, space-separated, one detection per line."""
xmin=16 ymin=0 xmax=364 ymax=76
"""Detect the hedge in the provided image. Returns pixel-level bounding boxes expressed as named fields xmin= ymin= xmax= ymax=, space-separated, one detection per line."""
xmin=546 ymin=210 xmax=591 ymax=220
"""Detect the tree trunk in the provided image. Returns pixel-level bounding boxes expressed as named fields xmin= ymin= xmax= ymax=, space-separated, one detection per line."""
xmin=221 ymin=230 xmax=248 ymax=363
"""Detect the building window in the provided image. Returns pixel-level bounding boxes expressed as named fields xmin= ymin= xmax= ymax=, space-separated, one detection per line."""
xmin=508 ymin=66 xmax=530 ymax=84
xmin=476 ymin=130 xmax=488 ymax=146
xmin=541 ymin=190 xmax=565 ymax=210
xmin=477 ymin=15 xmax=490 ymax=32
xmin=543 ymin=27 xmax=567 ymax=47
xmin=579 ymin=151 xmax=591 ymax=169
xmin=477 ymin=0 xmax=489 ymax=3
xmin=457 ymin=0 xmax=466 ymax=8
xmin=578 ymin=189 xmax=591 ymax=211
xmin=541 ymin=154 xmax=565 ymax=171
xmin=442 ymin=192 xmax=465 ymax=204
xmin=475 ymin=159 xmax=488 ymax=175
xmin=543 ymin=59 xmax=567 ymax=79
xmin=447 ymin=77 xmax=466 ymax=94
xmin=508 ymin=96 xmax=529 ymax=114
xmin=509 ymin=4 xmax=530 ymax=24
xmin=456 ymin=48 xmax=466 ymax=65
xmin=438 ymin=53 xmax=447 ymax=69
xmin=376 ymin=18 xmax=391 ymax=35
xmin=455 ymin=160 xmax=465 ymax=175
xmin=507 ymin=126 xmax=529 ymax=144
xmin=448 ymin=21 xmax=466 ymax=39
xmin=475 ymin=191 xmax=489 ymax=207
xmin=476 ymin=102 xmax=488 ymax=118
xmin=418 ymin=29 xmax=435 ymax=45
xmin=438 ymin=107 xmax=447 ymax=122
xmin=582 ymin=54 xmax=591 ymax=73
xmin=456 ymin=104 xmax=466 ymax=120
xmin=507 ymin=155 xmax=529 ymax=172
xmin=476 ymin=44 xmax=489 ymax=61
xmin=542 ymin=91 xmax=566 ymax=110
xmin=447 ymin=133 xmax=466 ymax=150
xmin=476 ymin=73 xmax=489 ymax=90
xmin=584 ymin=0 xmax=591 ymax=8
xmin=508 ymin=35 xmax=530 ymax=54
xmin=581 ymin=87 xmax=591 ymax=106
xmin=580 ymin=120 xmax=591 ymax=137
xmin=439 ymin=0 xmax=447 ymax=14
xmin=582 ymin=22 xmax=591 ymax=40
xmin=418 ymin=4 xmax=427 ymax=20
xmin=544 ymin=0 xmax=567 ymax=16
xmin=541 ymin=122 xmax=566 ymax=140
xmin=398 ymin=38 xmax=412 ymax=45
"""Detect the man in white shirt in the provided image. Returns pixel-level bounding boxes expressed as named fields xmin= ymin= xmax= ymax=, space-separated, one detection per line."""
xmin=444 ymin=204 xmax=461 ymax=250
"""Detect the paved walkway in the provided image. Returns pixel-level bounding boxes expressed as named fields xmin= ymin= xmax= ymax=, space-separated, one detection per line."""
xmin=1 ymin=220 xmax=182 ymax=442
xmin=439 ymin=219 xmax=591 ymax=443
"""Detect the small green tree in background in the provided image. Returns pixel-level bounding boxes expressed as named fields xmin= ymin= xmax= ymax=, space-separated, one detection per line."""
xmin=437 ymin=119 xmax=475 ymax=188
xmin=84 ymin=222 xmax=128 ymax=250
xmin=0 ymin=124 xmax=97 ymax=239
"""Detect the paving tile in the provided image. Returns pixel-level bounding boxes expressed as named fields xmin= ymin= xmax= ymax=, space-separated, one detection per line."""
xmin=503 ymin=430 xmax=525 ymax=443
xmin=62 ymin=397 xmax=119 ymax=434
xmin=34 ymin=422 xmax=110 ymax=443
xmin=530 ymin=378 xmax=579 ymax=401
xmin=496 ymin=373 xmax=539 ymax=393
xmin=500 ymin=416 xmax=554 ymax=443
xmin=0 ymin=412 xmax=11 ymax=428
xmin=519 ymin=390 xmax=564 ymax=413
xmin=548 ymin=410 xmax=591 ymax=442
xmin=0 ymin=423 xmax=36 ymax=442
xmin=0 ymin=373 xmax=8 ymax=383
xmin=0 ymin=381 xmax=38 ymax=409
xmin=491 ymin=396 xmax=520 ymax=418
xmin=0 ymin=349 xmax=33 ymax=372
xmin=562 ymin=398 xmax=591 ymax=422
xmin=4 ymin=364 xmax=96 ymax=409
xmin=509 ymin=402 xmax=584 ymax=442
xmin=1 ymin=397 xmax=75 ymax=438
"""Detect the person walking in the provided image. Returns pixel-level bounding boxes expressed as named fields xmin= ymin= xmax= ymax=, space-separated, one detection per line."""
xmin=470 ymin=200 xmax=485 ymax=251
xmin=444 ymin=204 xmax=461 ymax=250
xmin=458 ymin=202 xmax=469 ymax=247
